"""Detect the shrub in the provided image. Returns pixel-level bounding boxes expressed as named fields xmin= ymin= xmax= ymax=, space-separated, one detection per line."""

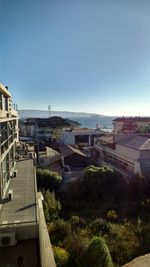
xmin=88 ymin=218 xmax=110 ymax=236
xmin=49 ymin=219 xmax=72 ymax=245
xmin=82 ymin=165 xmax=125 ymax=203
xmin=65 ymin=230 xmax=89 ymax=267
xmin=53 ymin=246 xmax=69 ymax=267
xmin=85 ymin=236 xmax=113 ymax=267
xmin=43 ymin=190 xmax=61 ymax=222
xmin=106 ymin=210 xmax=119 ymax=222
xmin=105 ymin=223 xmax=140 ymax=265
xmin=70 ymin=215 xmax=80 ymax=231
xmin=37 ymin=168 xmax=62 ymax=191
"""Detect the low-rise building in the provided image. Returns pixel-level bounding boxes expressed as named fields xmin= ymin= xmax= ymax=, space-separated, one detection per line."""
xmin=95 ymin=134 xmax=150 ymax=176
xmin=61 ymin=128 xmax=103 ymax=147
xmin=19 ymin=116 xmax=79 ymax=142
xmin=59 ymin=144 xmax=93 ymax=171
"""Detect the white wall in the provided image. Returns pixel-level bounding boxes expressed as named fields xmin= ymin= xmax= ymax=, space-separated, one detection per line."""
xmin=62 ymin=130 xmax=102 ymax=145
xmin=62 ymin=132 xmax=75 ymax=145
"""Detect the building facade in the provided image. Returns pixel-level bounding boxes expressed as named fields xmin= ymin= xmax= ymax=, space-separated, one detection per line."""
xmin=0 ymin=83 xmax=18 ymax=202
xmin=113 ymin=117 xmax=150 ymax=135
xmin=94 ymin=117 xmax=150 ymax=177
xmin=95 ymin=134 xmax=150 ymax=177
xmin=61 ymin=128 xmax=103 ymax=147
xmin=19 ymin=117 xmax=79 ymax=142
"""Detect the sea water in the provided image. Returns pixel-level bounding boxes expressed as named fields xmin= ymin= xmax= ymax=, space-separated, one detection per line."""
xmin=68 ymin=117 xmax=115 ymax=130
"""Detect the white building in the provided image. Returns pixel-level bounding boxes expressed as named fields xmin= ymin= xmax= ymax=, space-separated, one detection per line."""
xmin=95 ymin=135 xmax=150 ymax=176
xmin=0 ymin=83 xmax=19 ymax=201
xmin=61 ymin=128 xmax=103 ymax=147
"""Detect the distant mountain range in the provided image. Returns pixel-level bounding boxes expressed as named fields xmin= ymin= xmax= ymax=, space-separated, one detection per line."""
xmin=18 ymin=109 xmax=107 ymax=118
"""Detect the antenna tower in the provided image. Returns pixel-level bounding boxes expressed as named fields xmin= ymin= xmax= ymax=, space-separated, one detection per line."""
xmin=48 ymin=105 xmax=51 ymax=117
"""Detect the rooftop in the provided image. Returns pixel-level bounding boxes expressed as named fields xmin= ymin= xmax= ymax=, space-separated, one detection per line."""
xmin=59 ymin=144 xmax=85 ymax=157
xmin=65 ymin=128 xmax=102 ymax=133
xmin=20 ymin=116 xmax=79 ymax=128
xmin=0 ymin=159 xmax=37 ymax=225
xmin=117 ymin=135 xmax=150 ymax=151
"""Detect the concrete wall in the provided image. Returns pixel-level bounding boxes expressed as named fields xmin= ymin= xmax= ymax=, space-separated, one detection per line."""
xmin=39 ymin=148 xmax=61 ymax=167
xmin=95 ymin=143 xmax=138 ymax=174
xmin=122 ymin=253 xmax=150 ymax=267
xmin=37 ymin=195 xmax=56 ymax=267
xmin=0 ymin=110 xmax=9 ymax=118
xmin=61 ymin=132 xmax=75 ymax=145
xmin=113 ymin=121 xmax=123 ymax=135
xmin=0 ymin=222 xmax=39 ymax=240
xmin=62 ymin=130 xmax=102 ymax=146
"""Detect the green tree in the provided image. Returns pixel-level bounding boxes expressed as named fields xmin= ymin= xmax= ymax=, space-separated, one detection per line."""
xmin=37 ymin=168 xmax=62 ymax=191
xmin=43 ymin=190 xmax=61 ymax=222
xmin=85 ymin=236 xmax=113 ymax=267
xmin=82 ymin=165 xmax=126 ymax=203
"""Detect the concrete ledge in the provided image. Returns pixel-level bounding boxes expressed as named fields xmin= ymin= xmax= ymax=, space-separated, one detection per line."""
xmin=123 ymin=254 xmax=150 ymax=267
xmin=37 ymin=193 xmax=56 ymax=267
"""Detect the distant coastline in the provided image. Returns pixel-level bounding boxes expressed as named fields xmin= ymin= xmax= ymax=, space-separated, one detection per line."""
xmin=19 ymin=109 xmax=103 ymax=118
xmin=18 ymin=109 xmax=116 ymax=129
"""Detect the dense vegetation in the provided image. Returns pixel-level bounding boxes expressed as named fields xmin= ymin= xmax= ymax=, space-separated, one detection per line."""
xmin=37 ymin=166 xmax=150 ymax=267
xmin=37 ymin=168 xmax=62 ymax=191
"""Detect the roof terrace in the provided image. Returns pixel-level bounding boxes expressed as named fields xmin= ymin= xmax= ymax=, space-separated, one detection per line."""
xmin=0 ymin=158 xmax=56 ymax=267
xmin=0 ymin=159 xmax=37 ymax=225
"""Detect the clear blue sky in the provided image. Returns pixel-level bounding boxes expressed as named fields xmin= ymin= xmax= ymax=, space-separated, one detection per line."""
xmin=0 ymin=0 xmax=150 ymax=115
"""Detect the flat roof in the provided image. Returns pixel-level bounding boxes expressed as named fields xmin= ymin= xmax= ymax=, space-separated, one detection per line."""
xmin=0 ymin=159 xmax=37 ymax=225
xmin=66 ymin=128 xmax=102 ymax=132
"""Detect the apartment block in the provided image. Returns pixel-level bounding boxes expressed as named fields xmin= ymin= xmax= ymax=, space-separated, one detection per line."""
xmin=0 ymin=84 xmax=56 ymax=267
xmin=0 ymin=83 xmax=19 ymax=202
xmin=113 ymin=117 xmax=150 ymax=135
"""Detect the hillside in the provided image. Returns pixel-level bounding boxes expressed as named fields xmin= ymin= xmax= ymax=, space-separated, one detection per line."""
xmin=18 ymin=109 xmax=104 ymax=118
